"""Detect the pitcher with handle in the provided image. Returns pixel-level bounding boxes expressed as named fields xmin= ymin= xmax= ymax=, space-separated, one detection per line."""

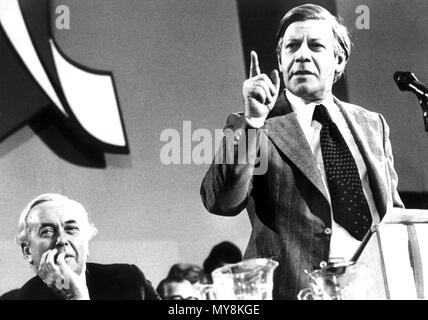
xmin=197 ymin=258 xmax=279 ymax=300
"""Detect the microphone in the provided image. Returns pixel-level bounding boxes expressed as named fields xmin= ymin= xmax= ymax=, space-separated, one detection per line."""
xmin=394 ymin=71 xmax=428 ymax=98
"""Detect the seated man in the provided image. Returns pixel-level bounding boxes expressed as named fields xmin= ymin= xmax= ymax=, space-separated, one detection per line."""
xmin=203 ymin=241 xmax=243 ymax=283
xmin=156 ymin=276 xmax=198 ymax=300
xmin=166 ymin=263 xmax=207 ymax=285
xmin=14 ymin=193 xmax=159 ymax=300
xmin=0 ymin=289 xmax=20 ymax=300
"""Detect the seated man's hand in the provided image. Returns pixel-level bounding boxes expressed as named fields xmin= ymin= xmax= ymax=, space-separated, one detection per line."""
xmin=37 ymin=249 xmax=90 ymax=300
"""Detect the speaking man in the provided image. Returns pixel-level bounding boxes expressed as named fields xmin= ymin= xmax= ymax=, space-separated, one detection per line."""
xmin=201 ymin=4 xmax=404 ymax=299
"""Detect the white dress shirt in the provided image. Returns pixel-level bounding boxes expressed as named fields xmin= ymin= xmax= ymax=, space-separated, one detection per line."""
xmin=286 ymin=90 xmax=379 ymax=262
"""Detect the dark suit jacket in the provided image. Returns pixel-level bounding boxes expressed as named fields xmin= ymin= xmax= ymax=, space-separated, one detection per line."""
xmin=201 ymin=91 xmax=404 ymax=300
xmin=8 ymin=263 xmax=160 ymax=300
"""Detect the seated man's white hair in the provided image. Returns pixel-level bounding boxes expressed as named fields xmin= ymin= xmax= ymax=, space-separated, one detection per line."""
xmin=16 ymin=193 xmax=98 ymax=247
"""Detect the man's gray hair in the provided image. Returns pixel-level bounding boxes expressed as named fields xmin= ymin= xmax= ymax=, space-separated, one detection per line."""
xmin=276 ymin=4 xmax=352 ymax=83
xmin=16 ymin=193 xmax=98 ymax=247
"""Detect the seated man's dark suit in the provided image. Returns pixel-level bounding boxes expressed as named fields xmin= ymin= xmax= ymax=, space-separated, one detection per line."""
xmin=9 ymin=263 xmax=160 ymax=300
xmin=201 ymin=91 xmax=404 ymax=300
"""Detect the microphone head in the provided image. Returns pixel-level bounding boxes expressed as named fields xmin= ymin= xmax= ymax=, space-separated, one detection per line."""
xmin=394 ymin=71 xmax=418 ymax=91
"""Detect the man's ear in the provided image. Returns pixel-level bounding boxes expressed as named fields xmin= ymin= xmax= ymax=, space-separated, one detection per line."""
xmin=335 ymin=52 xmax=347 ymax=75
xmin=277 ymin=54 xmax=282 ymax=70
xmin=21 ymin=244 xmax=33 ymax=264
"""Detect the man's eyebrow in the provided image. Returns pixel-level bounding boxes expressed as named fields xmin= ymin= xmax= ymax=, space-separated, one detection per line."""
xmin=64 ymin=220 xmax=78 ymax=224
xmin=38 ymin=223 xmax=56 ymax=230
xmin=285 ymin=37 xmax=301 ymax=42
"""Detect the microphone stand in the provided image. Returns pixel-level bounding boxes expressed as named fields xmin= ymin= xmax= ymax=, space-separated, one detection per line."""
xmin=417 ymin=95 xmax=428 ymax=132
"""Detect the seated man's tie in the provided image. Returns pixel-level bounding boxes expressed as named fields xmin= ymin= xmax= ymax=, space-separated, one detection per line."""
xmin=313 ymin=104 xmax=372 ymax=241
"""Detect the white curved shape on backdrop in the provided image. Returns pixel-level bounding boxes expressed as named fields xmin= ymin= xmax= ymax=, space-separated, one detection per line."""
xmin=50 ymin=39 xmax=126 ymax=147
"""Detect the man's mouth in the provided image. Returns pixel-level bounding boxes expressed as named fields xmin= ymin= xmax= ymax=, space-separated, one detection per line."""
xmin=292 ymin=70 xmax=314 ymax=76
xmin=53 ymin=252 xmax=75 ymax=263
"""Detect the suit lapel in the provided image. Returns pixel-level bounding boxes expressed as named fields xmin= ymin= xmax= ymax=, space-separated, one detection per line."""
xmin=265 ymin=93 xmax=329 ymax=202
xmin=335 ymin=98 xmax=388 ymax=217
xmin=263 ymin=93 xmax=388 ymax=219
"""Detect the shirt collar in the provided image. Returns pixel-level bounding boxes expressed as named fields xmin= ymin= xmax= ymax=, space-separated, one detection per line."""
xmin=286 ymin=90 xmax=338 ymax=127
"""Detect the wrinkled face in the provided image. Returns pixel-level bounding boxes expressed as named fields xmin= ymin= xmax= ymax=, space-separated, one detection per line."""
xmin=23 ymin=201 xmax=90 ymax=275
xmin=279 ymin=19 xmax=345 ymax=102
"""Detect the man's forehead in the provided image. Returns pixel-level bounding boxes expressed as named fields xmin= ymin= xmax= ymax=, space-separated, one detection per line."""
xmin=27 ymin=201 xmax=88 ymax=225
xmin=168 ymin=281 xmax=193 ymax=293
xmin=284 ymin=19 xmax=334 ymax=40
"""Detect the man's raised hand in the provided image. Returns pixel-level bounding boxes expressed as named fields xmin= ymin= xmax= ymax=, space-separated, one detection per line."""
xmin=243 ymin=51 xmax=280 ymax=126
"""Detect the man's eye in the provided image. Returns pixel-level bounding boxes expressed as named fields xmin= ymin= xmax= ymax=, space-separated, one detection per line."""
xmin=40 ymin=228 xmax=54 ymax=237
xmin=66 ymin=226 xmax=79 ymax=234
xmin=310 ymin=43 xmax=324 ymax=49
xmin=286 ymin=43 xmax=299 ymax=50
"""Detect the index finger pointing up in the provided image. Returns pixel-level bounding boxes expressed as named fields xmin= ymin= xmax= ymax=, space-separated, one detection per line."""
xmin=250 ymin=50 xmax=261 ymax=78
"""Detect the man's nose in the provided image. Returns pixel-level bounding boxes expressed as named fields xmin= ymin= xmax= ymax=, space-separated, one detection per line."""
xmin=295 ymin=42 xmax=311 ymax=62
xmin=55 ymin=230 xmax=69 ymax=247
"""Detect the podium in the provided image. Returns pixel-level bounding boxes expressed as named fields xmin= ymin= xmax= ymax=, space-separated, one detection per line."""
xmin=356 ymin=208 xmax=428 ymax=299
